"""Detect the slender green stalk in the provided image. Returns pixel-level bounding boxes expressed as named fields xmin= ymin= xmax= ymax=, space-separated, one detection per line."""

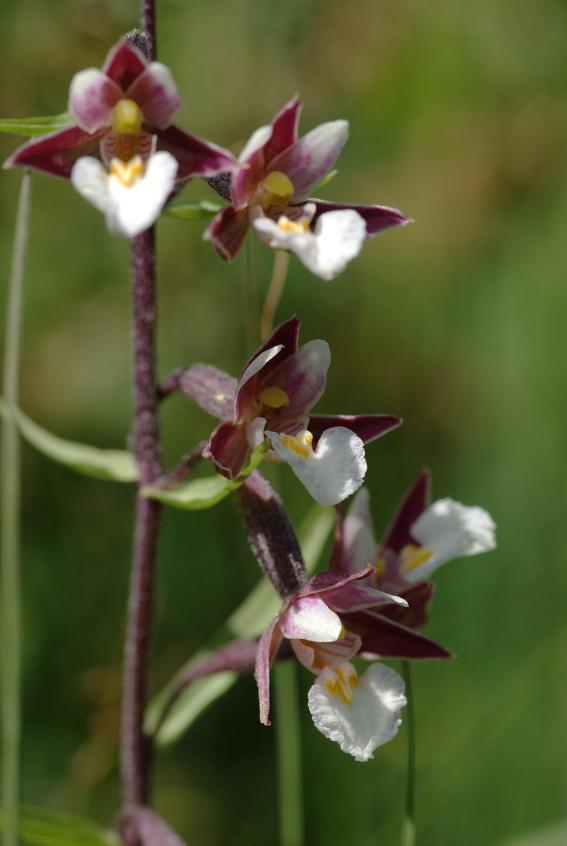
xmin=401 ymin=661 xmax=416 ymax=846
xmin=260 ymin=250 xmax=290 ymax=340
xmin=1 ymin=171 xmax=32 ymax=846
xmin=274 ymin=661 xmax=304 ymax=846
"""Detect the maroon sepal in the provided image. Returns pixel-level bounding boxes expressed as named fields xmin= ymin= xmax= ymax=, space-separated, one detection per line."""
xmin=343 ymin=608 xmax=452 ymax=660
xmin=380 ymin=581 xmax=435 ymax=629
xmin=380 ymin=469 xmax=430 ymax=555
xmin=309 ymin=413 xmax=402 ymax=447
xmin=308 ymin=199 xmax=411 ymax=236
xmin=4 ymin=126 xmax=105 ymax=180
xmin=204 ymin=421 xmax=248 ymax=479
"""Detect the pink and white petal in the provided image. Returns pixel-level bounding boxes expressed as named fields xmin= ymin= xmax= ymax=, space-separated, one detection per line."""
xmin=280 ymin=596 xmax=342 ymax=642
xmin=309 ymin=414 xmax=402 ymax=448
xmin=71 ymin=157 xmax=111 ymax=215
xmin=68 ymin=69 xmax=122 ymax=131
xmin=126 ymin=62 xmax=181 ymax=129
xmin=262 ymin=96 xmax=302 ymax=166
xmin=266 ymin=339 xmax=330 ymax=418
xmin=4 ymin=126 xmax=105 ymax=180
xmin=324 ymin=581 xmax=407 ymax=613
xmin=268 ymin=119 xmax=348 ymax=200
xmin=237 ymin=344 xmax=284 ymax=394
xmin=255 ymin=619 xmax=284 ymax=726
xmin=203 ymin=421 xmax=249 ymax=479
xmin=380 ymin=470 xmax=430 ymax=556
xmin=246 ymin=417 xmax=267 ymax=449
xmin=290 ymin=630 xmax=361 ymax=672
xmin=268 ymin=426 xmax=366 ymax=507
xmin=203 ymin=206 xmax=249 ymax=261
xmin=178 ymin=364 xmax=237 ymax=420
xmin=102 ymin=40 xmax=147 ymax=91
xmin=231 ymin=125 xmax=272 ymax=208
xmin=103 ymin=151 xmax=177 ymax=238
xmin=308 ymin=662 xmax=406 ymax=761
xmin=156 ymin=124 xmax=239 ymax=180
xmin=337 ymin=487 xmax=377 ymax=574
xmin=307 ymin=199 xmax=410 ymax=236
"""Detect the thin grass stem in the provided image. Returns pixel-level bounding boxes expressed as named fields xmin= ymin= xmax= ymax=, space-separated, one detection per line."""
xmin=401 ymin=660 xmax=416 ymax=846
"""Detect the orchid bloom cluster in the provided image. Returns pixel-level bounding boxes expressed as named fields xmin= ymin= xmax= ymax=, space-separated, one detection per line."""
xmin=4 ymin=32 xmax=498 ymax=772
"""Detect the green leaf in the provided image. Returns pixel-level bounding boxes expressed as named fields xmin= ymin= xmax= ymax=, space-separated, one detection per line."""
xmin=0 ymin=113 xmax=74 ymax=138
xmin=0 ymin=400 xmax=138 ymax=482
xmin=147 ymin=504 xmax=334 ymax=745
xmin=0 ymin=805 xmax=118 ymax=846
xmin=142 ymin=443 xmax=267 ymax=510
xmin=165 ymin=198 xmax=223 ymax=220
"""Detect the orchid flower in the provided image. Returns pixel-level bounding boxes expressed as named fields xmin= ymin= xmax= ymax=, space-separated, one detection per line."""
xmin=177 ymin=316 xmax=402 ymax=505
xmin=255 ymin=567 xmax=408 ymax=761
xmin=5 ymin=39 xmax=239 ymax=234
xmin=204 ymin=96 xmax=410 ymax=279
xmin=330 ymin=472 xmax=497 ymax=658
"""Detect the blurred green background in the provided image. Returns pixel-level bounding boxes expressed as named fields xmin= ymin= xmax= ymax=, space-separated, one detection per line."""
xmin=1 ymin=0 xmax=567 ymax=844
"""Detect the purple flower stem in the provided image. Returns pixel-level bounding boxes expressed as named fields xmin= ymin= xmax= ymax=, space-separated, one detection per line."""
xmin=121 ymin=226 xmax=163 ymax=810
xmin=142 ymin=0 xmax=157 ymax=60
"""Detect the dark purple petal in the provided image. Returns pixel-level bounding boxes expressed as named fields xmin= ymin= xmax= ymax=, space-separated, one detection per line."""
xmin=255 ymin=618 xmax=283 ymax=726
xmin=343 ymin=609 xmax=452 ymax=660
xmin=309 ymin=414 xmax=402 ymax=447
xmin=203 ymin=421 xmax=248 ymax=479
xmin=323 ymin=582 xmax=405 ymax=613
xmin=297 ymin=566 xmax=374 ymax=599
xmin=307 ymin=200 xmax=410 ymax=236
xmin=156 ymin=124 xmax=239 ymax=180
xmin=236 ymin=471 xmax=306 ymax=598
xmin=178 ymin=364 xmax=237 ymax=420
xmin=268 ymin=119 xmax=349 ymax=200
xmin=235 ymin=316 xmax=300 ymax=417
xmin=264 ymin=339 xmax=330 ymax=421
xmin=380 ymin=581 xmax=435 ymax=629
xmin=120 ymin=808 xmax=186 ymax=846
xmin=262 ymin=96 xmax=302 ymax=165
xmin=380 ymin=470 xmax=431 ymax=555
xmin=4 ymin=126 xmax=104 ymax=180
xmin=231 ymin=124 xmax=272 ymax=207
xmin=103 ymin=40 xmax=147 ymax=90
xmin=203 ymin=205 xmax=249 ymax=261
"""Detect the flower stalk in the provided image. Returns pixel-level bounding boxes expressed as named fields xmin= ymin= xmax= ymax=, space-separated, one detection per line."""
xmin=261 ymin=250 xmax=289 ymax=341
xmin=401 ymin=660 xmax=416 ymax=846
xmin=1 ymin=171 xmax=31 ymax=846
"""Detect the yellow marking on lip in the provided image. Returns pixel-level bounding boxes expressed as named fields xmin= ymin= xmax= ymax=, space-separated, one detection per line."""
xmin=259 ymin=385 xmax=290 ymax=409
xmin=277 ymin=215 xmax=311 ymax=234
xmin=279 ymin=431 xmax=313 ymax=460
xmin=324 ymin=665 xmax=359 ymax=704
xmin=112 ymin=98 xmax=143 ymax=135
xmin=110 ymin=156 xmax=144 ymax=187
xmin=400 ymin=544 xmax=433 ymax=574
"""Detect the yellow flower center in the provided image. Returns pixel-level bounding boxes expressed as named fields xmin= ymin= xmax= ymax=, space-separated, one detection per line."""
xmin=400 ymin=544 xmax=433 ymax=574
xmin=258 ymin=170 xmax=295 ymax=207
xmin=277 ymin=215 xmax=311 ymax=234
xmin=110 ymin=156 xmax=145 ymax=188
xmin=279 ymin=431 xmax=313 ymax=460
xmin=112 ymin=99 xmax=143 ymax=135
xmin=258 ymin=386 xmax=290 ymax=409
xmin=374 ymin=557 xmax=387 ymax=579
xmin=324 ymin=664 xmax=359 ymax=705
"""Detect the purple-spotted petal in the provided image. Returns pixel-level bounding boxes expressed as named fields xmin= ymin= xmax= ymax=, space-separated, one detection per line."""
xmin=203 ymin=206 xmax=249 ymax=261
xmin=68 ymin=69 xmax=122 ymax=132
xmin=231 ymin=125 xmax=272 ymax=208
xmin=203 ymin=421 xmax=248 ymax=479
xmin=268 ymin=120 xmax=348 ymax=200
xmin=380 ymin=471 xmax=430 ymax=556
xmin=308 ymin=200 xmax=410 ymax=236
xmin=4 ymin=126 xmax=105 ymax=180
xmin=255 ymin=618 xmax=283 ymax=725
xmin=343 ymin=609 xmax=452 ymax=660
xmin=156 ymin=124 xmax=239 ymax=181
xmin=265 ymin=339 xmax=330 ymax=418
xmin=262 ymin=96 xmax=302 ymax=165
xmin=103 ymin=40 xmax=147 ymax=90
xmin=127 ymin=62 xmax=181 ymax=129
xmin=178 ymin=364 xmax=237 ymax=420
xmin=281 ymin=596 xmax=342 ymax=642
xmin=309 ymin=414 xmax=402 ymax=447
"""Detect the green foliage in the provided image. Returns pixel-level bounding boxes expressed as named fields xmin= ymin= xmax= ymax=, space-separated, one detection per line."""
xmin=0 ymin=113 xmax=73 ymax=137
xmin=0 ymin=806 xmax=118 ymax=846
xmin=165 ymin=199 xmax=223 ymax=220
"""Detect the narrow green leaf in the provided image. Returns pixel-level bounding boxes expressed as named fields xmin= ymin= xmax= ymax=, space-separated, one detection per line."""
xmin=0 ymin=113 xmax=74 ymax=138
xmin=165 ymin=199 xmax=223 ymax=220
xmin=0 ymin=401 xmax=138 ymax=482
xmin=0 ymin=805 xmax=118 ymax=846
xmin=147 ymin=504 xmax=334 ymax=745
xmin=317 ymin=168 xmax=338 ymax=189
xmin=142 ymin=443 xmax=267 ymax=511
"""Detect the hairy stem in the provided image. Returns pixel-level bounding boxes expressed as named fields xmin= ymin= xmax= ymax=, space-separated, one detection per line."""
xmin=121 ymin=227 xmax=163 ymax=808
xmin=260 ymin=250 xmax=289 ymax=341
xmin=141 ymin=0 xmax=157 ymax=60
xmin=401 ymin=661 xmax=416 ymax=846
xmin=1 ymin=172 xmax=31 ymax=846
xmin=275 ymin=661 xmax=304 ymax=846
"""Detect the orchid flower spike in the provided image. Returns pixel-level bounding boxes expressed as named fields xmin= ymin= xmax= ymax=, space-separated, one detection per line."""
xmin=5 ymin=39 xmax=239 ymax=235
xmin=204 ymin=96 xmax=410 ymax=279
xmin=176 ymin=316 xmax=402 ymax=505
xmin=328 ymin=473 xmax=496 ymax=659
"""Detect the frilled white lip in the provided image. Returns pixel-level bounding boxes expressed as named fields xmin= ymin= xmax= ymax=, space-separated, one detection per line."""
xmin=252 ymin=206 xmax=367 ymax=281
xmin=71 ymin=151 xmax=178 ymax=238
xmin=308 ymin=662 xmax=407 ymax=762
xmin=267 ymin=426 xmax=367 ymax=506
xmin=406 ymin=497 xmax=497 ymax=582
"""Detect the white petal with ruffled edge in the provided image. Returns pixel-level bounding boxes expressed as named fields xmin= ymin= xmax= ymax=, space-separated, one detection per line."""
xmin=406 ymin=497 xmax=497 ymax=582
xmin=267 ymin=426 xmax=367 ymax=506
xmin=308 ymin=662 xmax=406 ymax=762
xmin=71 ymin=152 xmax=178 ymax=238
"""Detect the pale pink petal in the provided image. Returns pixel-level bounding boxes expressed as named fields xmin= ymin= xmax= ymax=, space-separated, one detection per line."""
xmin=268 ymin=120 xmax=348 ymax=200
xmin=255 ymin=619 xmax=284 ymax=725
xmin=68 ymin=68 xmax=122 ymax=132
xmin=126 ymin=62 xmax=181 ymax=129
xmin=280 ymin=596 xmax=342 ymax=642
